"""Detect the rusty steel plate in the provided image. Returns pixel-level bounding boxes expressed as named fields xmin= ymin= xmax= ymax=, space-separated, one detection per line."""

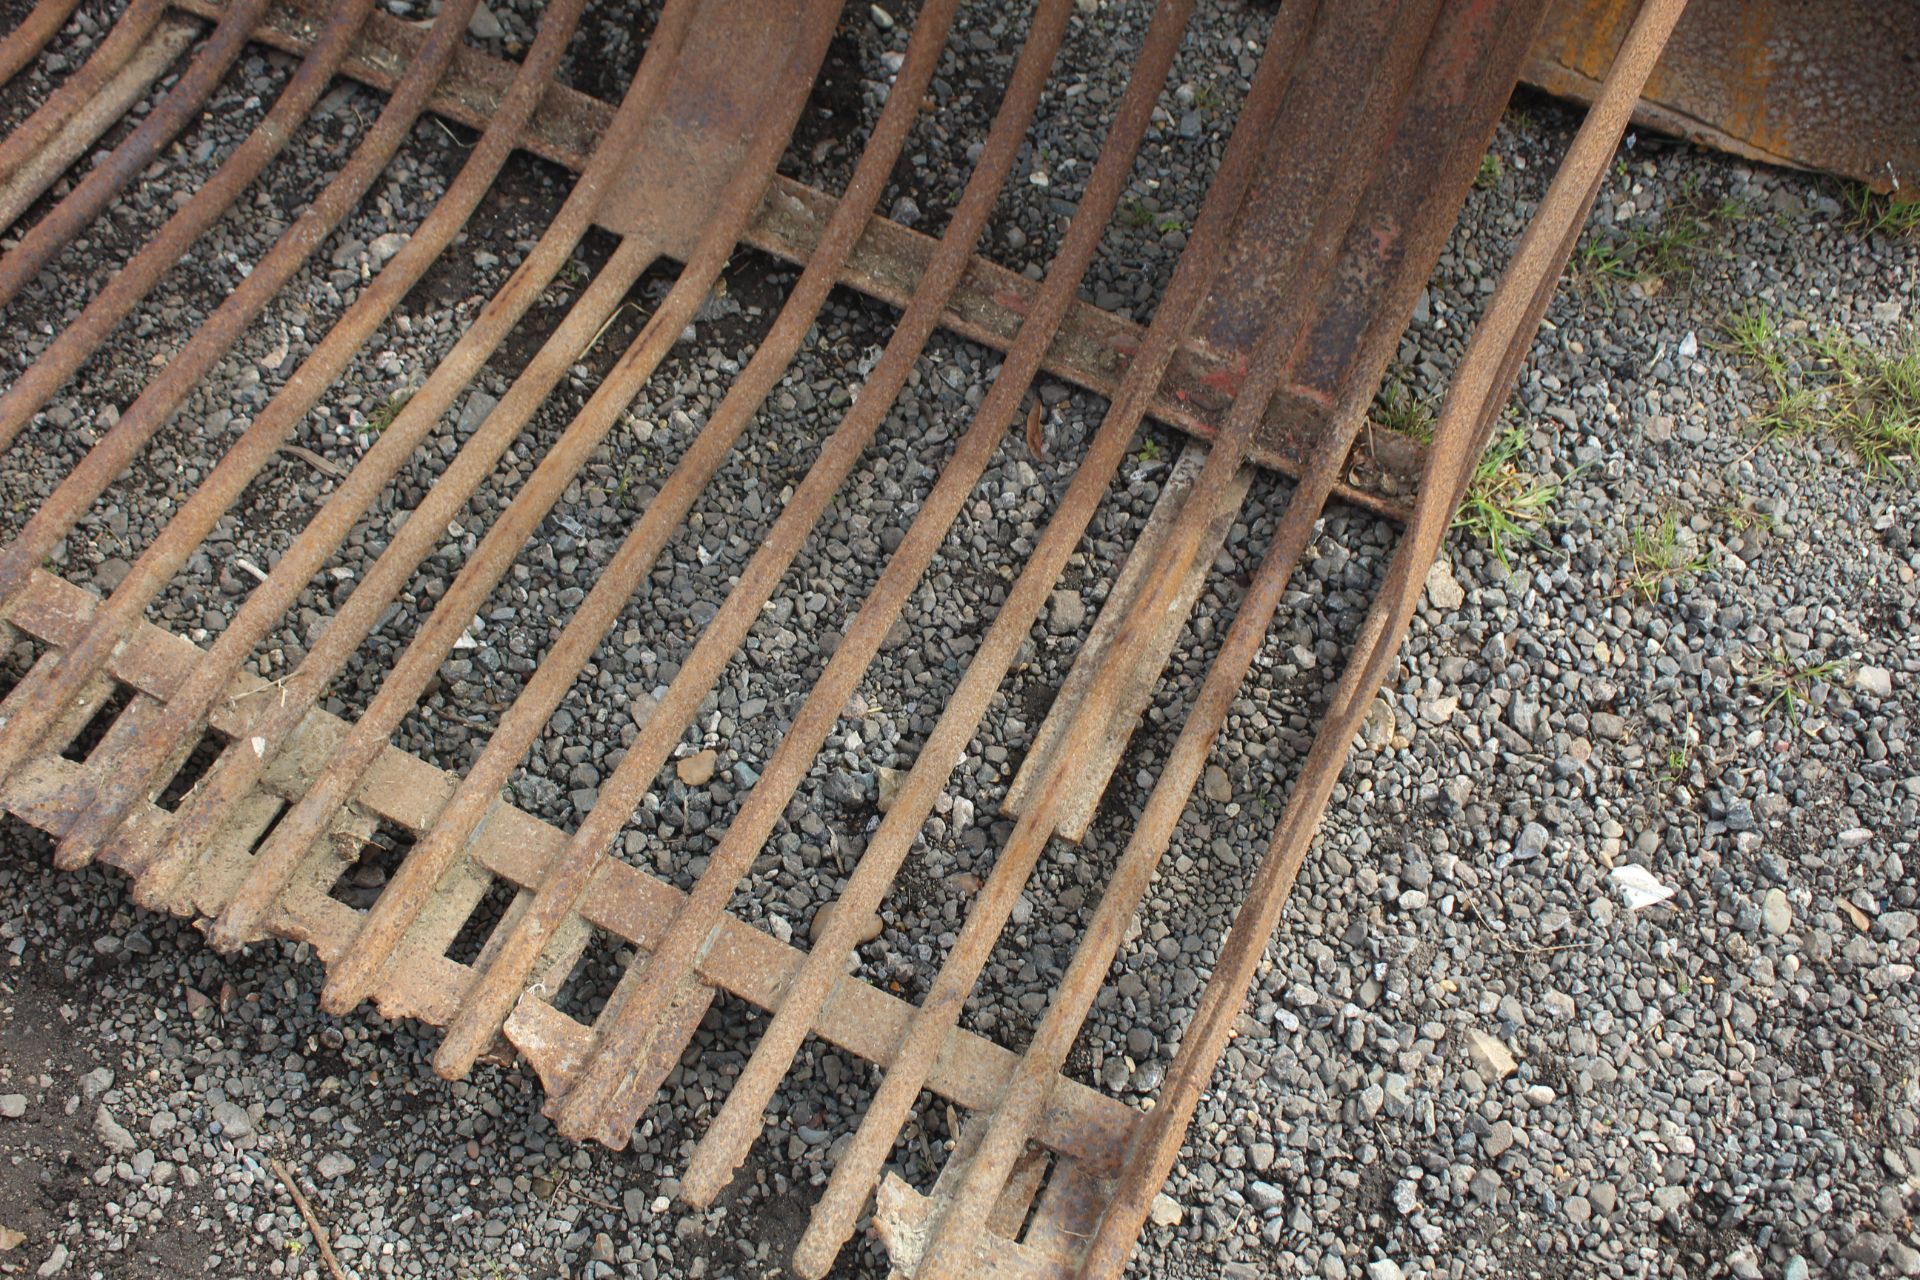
xmin=1524 ymin=0 xmax=1920 ymax=194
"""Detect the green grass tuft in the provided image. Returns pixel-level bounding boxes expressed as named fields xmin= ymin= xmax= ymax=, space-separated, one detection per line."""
xmin=1622 ymin=512 xmax=1711 ymax=600
xmin=1751 ymin=647 xmax=1849 ymax=725
xmin=1843 ymin=184 xmax=1920 ymax=239
xmin=1721 ymin=304 xmax=1920 ymax=476
xmin=1573 ymin=180 xmax=1749 ymax=298
xmin=1453 ymin=422 xmax=1562 ymax=570
xmin=1374 ymin=381 xmax=1434 ymax=444
xmin=367 ymin=390 xmax=412 ymax=434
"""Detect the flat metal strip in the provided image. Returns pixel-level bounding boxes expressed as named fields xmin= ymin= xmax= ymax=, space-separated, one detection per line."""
xmin=1002 ymin=442 xmax=1251 ymax=842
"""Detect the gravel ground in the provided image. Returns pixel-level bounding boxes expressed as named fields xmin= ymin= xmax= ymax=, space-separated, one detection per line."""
xmin=3 ymin=2 xmax=1918 ymax=1279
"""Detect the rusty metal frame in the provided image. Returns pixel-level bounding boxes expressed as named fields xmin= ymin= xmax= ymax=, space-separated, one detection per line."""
xmin=0 ymin=0 xmax=1686 ymax=1275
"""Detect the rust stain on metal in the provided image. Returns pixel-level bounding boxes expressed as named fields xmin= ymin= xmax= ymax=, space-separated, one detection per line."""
xmin=0 ymin=0 xmax=1689 ymax=1275
xmin=1524 ymin=0 xmax=1919 ymax=193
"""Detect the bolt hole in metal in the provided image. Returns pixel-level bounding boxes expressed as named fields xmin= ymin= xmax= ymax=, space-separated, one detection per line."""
xmin=0 ymin=0 xmax=1693 ymax=1275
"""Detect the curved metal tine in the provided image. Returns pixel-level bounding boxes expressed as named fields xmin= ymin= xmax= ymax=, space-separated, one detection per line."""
xmin=423 ymin=0 xmax=1080 ymax=1090
xmin=58 ymin=0 xmax=703 ymax=886
xmin=0 ymin=0 xmax=375 ymax=453
xmin=318 ymin=0 xmax=966 ymax=1018
xmin=202 ymin=0 xmax=843 ymax=954
xmin=0 ymin=0 xmax=472 ymax=785
xmin=0 ymin=0 xmax=269 ymax=312
xmin=663 ymin=0 xmax=1303 ymax=1219
xmin=1072 ymin=4 xmax=1690 ymax=1275
xmin=0 ymin=0 xmax=168 ymax=198
xmin=0 ymin=0 xmax=84 ymax=89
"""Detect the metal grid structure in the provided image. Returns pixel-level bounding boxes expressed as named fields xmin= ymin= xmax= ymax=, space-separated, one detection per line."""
xmin=0 ymin=0 xmax=1684 ymax=1274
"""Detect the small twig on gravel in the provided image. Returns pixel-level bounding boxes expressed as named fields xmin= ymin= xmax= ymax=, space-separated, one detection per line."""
xmin=570 ymin=1190 xmax=621 ymax=1214
xmin=270 ymin=1157 xmax=348 ymax=1280
xmin=1834 ymin=1025 xmax=1894 ymax=1056
xmin=585 ymin=301 xmax=645 ymax=358
xmin=1495 ymin=938 xmax=1605 ymax=957
xmin=277 ymin=444 xmax=349 ymax=479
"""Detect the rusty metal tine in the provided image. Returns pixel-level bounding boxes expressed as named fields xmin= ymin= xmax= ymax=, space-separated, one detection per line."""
xmin=0 ymin=0 xmax=168 ymax=203
xmin=425 ymin=0 xmax=1082 ymax=1090
xmin=54 ymin=0 xmax=703 ymax=883
xmin=0 ymin=15 xmax=199 ymax=239
xmin=786 ymin=1 xmax=1452 ymax=1265
xmin=0 ymin=0 xmax=83 ymax=88
xmin=669 ymin=1 xmax=1309 ymax=1213
xmin=29 ymin=0 xmax=583 ymax=860
xmin=0 ymin=0 xmax=473 ymax=791
xmin=204 ymin=0 xmax=842 ymax=955
xmin=0 ymin=0 xmax=269 ymax=313
xmin=0 ymin=0 xmax=374 ymax=453
xmin=319 ymin=0 xmax=965 ymax=1019
xmin=1073 ymin=5 xmax=1690 ymax=1275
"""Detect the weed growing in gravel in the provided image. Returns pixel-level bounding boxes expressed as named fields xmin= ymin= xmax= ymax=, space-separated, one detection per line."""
xmin=1751 ymin=647 xmax=1849 ymax=725
xmin=1711 ymin=498 xmax=1775 ymax=533
xmin=1622 ymin=511 xmax=1711 ymax=600
xmin=1663 ymin=743 xmax=1692 ymax=784
xmin=1722 ymin=304 xmax=1920 ymax=475
xmin=1722 ymin=302 xmax=1788 ymax=377
xmin=1373 ymin=381 xmax=1434 ymax=443
xmin=1454 ymin=422 xmax=1560 ymax=569
xmin=1119 ymin=198 xmax=1182 ymax=235
xmin=1843 ymin=183 xmax=1920 ymax=239
xmin=367 ymin=390 xmax=412 ymax=434
xmin=1573 ymin=180 xmax=1748 ymax=298
xmin=1475 ymin=152 xmax=1503 ymax=190
xmin=1802 ymin=329 xmax=1920 ymax=472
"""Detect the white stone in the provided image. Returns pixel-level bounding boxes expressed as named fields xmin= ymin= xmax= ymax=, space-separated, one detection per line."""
xmin=1855 ymin=666 xmax=1894 ymax=699
xmin=1466 ymin=1028 xmax=1517 ymax=1079
xmin=1424 ymin=558 xmax=1465 ymax=610
xmin=1761 ymin=887 xmax=1792 ymax=936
